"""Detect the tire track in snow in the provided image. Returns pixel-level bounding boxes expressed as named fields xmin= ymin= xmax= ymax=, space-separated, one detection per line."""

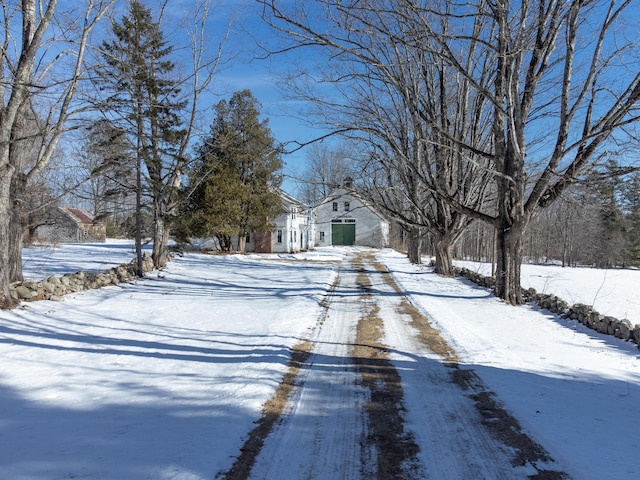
xmin=351 ymin=258 xmax=424 ymax=480
xmin=229 ymin=256 xmax=373 ymax=480
xmin=221 ymin=251 xmax=570 ymax=480
xmin=367 ymin=253 xmax=570 ymax=480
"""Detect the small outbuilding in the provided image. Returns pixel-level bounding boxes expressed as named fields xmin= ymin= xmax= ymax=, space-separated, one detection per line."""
xmin=314 ymin=181 xmax=389 ymax=248
xmin=35 ymin=207 xmax=106 ymax=244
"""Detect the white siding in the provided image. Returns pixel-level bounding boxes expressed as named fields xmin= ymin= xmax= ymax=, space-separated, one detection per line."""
xmin=271 ymin=194 xmax=313 ymax=253
xmin=314 ymin=189 xmax=389 ymax=248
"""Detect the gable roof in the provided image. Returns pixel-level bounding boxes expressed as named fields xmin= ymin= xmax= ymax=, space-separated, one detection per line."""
xmin=280 ymin=190 xmax=308 ymax=209
xmin=317 ymin=187 xmax=388 ymax=222
xmin=60 ymin=207 xmax=99 ymax=225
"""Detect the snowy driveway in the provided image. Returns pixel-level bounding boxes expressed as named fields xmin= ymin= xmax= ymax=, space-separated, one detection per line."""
xmin=5 ymin=244 xmax=636 ymax=479
xmin=222 ymin=251 xmax=568 ymax=480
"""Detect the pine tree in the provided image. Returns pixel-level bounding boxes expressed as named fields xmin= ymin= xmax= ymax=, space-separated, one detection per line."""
xmin=95 ymin=0 xmax=185 ymax=274
xmin=621 ymin=171 xmax=640 ymax=267
xmin=183 ymin=90 xmax=283 ymax=251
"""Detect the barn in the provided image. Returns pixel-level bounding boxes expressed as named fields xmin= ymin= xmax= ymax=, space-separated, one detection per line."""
xmin=35 ymin=207 xmax=106 ymax=244
xmin=313 ymin=182 xmax=389 ymax=248
xmin=205 ymin=185 xmax=388 ymax=253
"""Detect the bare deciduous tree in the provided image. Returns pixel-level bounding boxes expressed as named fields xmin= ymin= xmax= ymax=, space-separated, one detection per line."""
xmin=259 ymin=0 xmax=640 ymax=303
xmin=258 ymin=0 xmax=493 ymax=275
xmin=0 ymin=0 xmax=115 ymax=308
xmin=296 ymin=142 xmax=357 ymax=206
xmin=72 ymin=120 xmax=136 ymax=235
xmin=451 ymin=0 xmax=638 ymax=302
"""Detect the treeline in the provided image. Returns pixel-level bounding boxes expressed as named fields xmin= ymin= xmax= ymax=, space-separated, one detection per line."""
xmin=3 ymin=0 xmax=640 ymax=310
xmin=298 ymin=145 xmax=640 ymax=270
xmin=455 ymin=168 xmax=640 ymax=269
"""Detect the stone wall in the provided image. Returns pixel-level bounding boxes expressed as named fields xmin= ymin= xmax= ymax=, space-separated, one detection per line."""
xmin=10 ymin=253 xmax=155 ymax=303
xmin=454 ymin=266 xmax=640 ymax=350
xmin=13 ymin=253 xmax=639 ymax=350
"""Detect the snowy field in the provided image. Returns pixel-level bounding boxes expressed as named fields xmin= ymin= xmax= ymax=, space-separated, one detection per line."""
xmin=0 ymin=240 xmax=638 ymax=479
xmin=455 ymin=259 xmax=640 ymax=324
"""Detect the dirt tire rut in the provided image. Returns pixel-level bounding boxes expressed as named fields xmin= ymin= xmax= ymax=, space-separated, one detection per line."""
xmin=220 ymin=251 xmax=569 ymax=480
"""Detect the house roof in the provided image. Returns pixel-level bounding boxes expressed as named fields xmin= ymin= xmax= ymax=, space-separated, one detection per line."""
xmin=280 ymin=190 xmax=308 ymax=209
xmin=60 ymin=207 xmax=99 ymax=225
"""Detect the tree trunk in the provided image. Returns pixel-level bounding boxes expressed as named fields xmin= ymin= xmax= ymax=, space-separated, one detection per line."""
xmin=0 ymin=165 xmax=16 ymax=308
xmin=406 ymin=230 xmax=422 ymax=265
xmin=494 ymin=221 xmax=524 ymax=305
xmin=218 ymin=235 xmax=232 ymax=252
xmin=236 ymin=234 xmax=246 ymax=253
xmin=9 ymin=197 xmax=24 ymax=283
xmin=134 ymin=149 xmax=144 ymax=277
xmin=9 ymin=172 xmax=28 ymax=283
xmin=433 ymin=233 xmax=455 ymax=277
xmin=152 ymin=213 xmax=170 ymax=269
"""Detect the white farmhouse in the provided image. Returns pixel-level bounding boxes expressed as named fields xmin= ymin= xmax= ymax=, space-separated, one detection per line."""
xmin=313 ymin=181 xmax=389 ymax=248
xmin=222 ymin=184 xmax=388 ymax=253
xmin=252 ymin=191 xmax=313 ymax=253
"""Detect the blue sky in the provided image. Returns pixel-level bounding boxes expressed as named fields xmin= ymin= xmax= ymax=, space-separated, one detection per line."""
xmin=194 ymin=0 xmax=325 ymax=195
xmin=105 ymin=0 xmax=323 ymax=194
xmin=63 ymin=0 xmax=640 ymax=197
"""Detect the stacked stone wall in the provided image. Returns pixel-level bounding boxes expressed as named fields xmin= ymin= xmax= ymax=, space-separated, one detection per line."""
xmin=12 ymin=253 xmax=639 ymax=350
xmin=454 ymin=266 xmax=640 ymax=350
xmin=10 ymin=253 xmax=154 ymax=303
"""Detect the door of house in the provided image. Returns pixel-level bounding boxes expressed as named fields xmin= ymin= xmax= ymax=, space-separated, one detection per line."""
xmin=331 ymin=223 xmax=355 ymax=246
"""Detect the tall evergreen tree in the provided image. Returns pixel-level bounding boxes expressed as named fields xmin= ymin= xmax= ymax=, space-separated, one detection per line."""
xmin=96 ymin=0 xmax=185 ymax=274
xmin=621 ymin=171 xmax=640 ymax=267
xmin=184 ymin=90 xmax=283 ymax=251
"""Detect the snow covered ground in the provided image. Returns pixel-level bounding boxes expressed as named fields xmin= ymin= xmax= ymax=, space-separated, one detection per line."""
xmin=0 ymin=241 xmax=638 ymax=479
xmin=381 ymin=251 xmax=640 ymax=480
xmin=455 ymin=259 xmax=640 ymax=324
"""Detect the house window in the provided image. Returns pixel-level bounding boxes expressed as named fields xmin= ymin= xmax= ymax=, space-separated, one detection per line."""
xmin=332 ymin=202 xmax=338 ymax=211
xmin=246 ymin=232 xmax=251 ymax=243
xmin=277 ymin=229 xmax=283 ymax=243
xmin=294 ymin=230 xmax=297 ymax=242
xmin=320 ymin=231 xmax=325 ymax=241
xmin=344 ymin=201 xmax=350 ymax=211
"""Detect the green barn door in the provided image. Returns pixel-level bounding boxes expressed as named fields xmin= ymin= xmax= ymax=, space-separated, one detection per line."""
xmin=331 ymin=223 xmax=356 ymax=246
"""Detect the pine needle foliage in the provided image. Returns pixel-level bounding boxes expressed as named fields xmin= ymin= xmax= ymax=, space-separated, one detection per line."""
xmin=183 ymin=90 xmax=283 ymax=251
